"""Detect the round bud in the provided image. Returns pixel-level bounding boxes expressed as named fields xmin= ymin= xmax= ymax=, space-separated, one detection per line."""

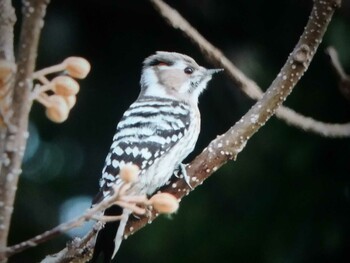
xmin=119 ymin=164 xmax=140 ymax=183
xmin=52 ymin=76 xmax=80 ymax=96
xmin=63 ymin=57 xmax=91 ymax=79
xmin=149 ymin=193 xmax=179 ymax=214
xmin=63 ymin=95 xmax=77 ymax=109
xmin=45 ymin=95 xmax=69 ymax=123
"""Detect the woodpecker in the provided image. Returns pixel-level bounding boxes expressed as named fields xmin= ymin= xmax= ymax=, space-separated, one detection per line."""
xmin=91 ymin=51 xmax=222 ymax=262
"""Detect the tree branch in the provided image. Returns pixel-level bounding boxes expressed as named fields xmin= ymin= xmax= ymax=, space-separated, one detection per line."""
xmin=0 ymin=0 xmax=15 ymax=62
xmin=127 ymin=0 xmax=342 ymax=233
xmin=0 ymin=0 xmax=16 ymax=209
xmin=0 ymin=0 xmax=50 ymax=261
xmin=149 ymin=0 xmax=349 ymax=138
xmin=3 ymin=178 xmax=140 ymax=258
xmin=40 ymin=0 xmax=342 ymax=262
xmin=326 ymin=46 xmax=350 ymax=101
xmin=0 ymin=0 xmax=16 ymax=180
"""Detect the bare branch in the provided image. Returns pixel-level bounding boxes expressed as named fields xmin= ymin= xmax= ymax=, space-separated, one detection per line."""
xmin=326 ymin=46 xmax=350 ymax=101
xmin=0 ymin=0 xmax=50 ymax=260
xmin=326 ymin=46 xmax=347 ymax=79
xmin=276 ymin=106 xmax=350 ymax=137
xmin=2 ymin=191 xmax=110 ymax=258
xmin=2 ymin=178 xmax=131 ymax=258
xmin=5 ymin=165 xmax=177 ymax=259
xmin=0 ymin=0 xmax=16 ymax=211
xmin=126 ymin=0 xmax=342 ymax=235
xmin=43 ymin=0 xmax=342 ymax=262
xmin=149 ymin=0 xmax=349 ymax=138
xmin=0 ymin=0 xmax=16 ymax=62
xmin=40 ymin=225 xmax=98 ymax=263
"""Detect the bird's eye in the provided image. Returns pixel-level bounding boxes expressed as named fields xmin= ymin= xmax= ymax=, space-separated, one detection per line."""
xmin=184 ymin=67 xmax=194 ymax=74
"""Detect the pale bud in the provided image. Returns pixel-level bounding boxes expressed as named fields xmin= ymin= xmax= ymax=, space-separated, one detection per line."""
xmin=119 ymin=164 xmax=139 ymax=183
xmin=63 ymin=57 xmax=91 ymax=79
xmin=63 ymin=95 xmax=77 ymax=109
xmin=52 ymin=76 xmax=80 ymax=96
xmin=45 ymin=95 xmax=69 ymax=123
xmin=149 ymin=193 xmax=179 ymax=214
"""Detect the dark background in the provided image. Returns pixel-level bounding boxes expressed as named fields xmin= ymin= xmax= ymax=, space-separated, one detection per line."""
xmin=8 ymin=0 xmax=350 ymax=262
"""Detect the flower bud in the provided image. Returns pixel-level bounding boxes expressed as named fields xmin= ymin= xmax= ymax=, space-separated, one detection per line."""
xmin=63 ymin=95 xmax=76 ymax=109
xmin=63 ymin=57 xmax=91 ymax=79
xmin=120 ymin=164 xmax=139 ymax=183
xmin=45 ymin=95 xmax=69 ymax=123
xmin=150 ymin=193 xmax=179 ymax=214
xmin=52 ymin=76 xmax=80 ymax=96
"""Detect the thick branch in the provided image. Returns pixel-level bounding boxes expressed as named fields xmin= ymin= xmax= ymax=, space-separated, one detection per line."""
xmin=0 ymin=0 xmax=50 ymax=260
xmin=126 ymin=0 xmax=342 ymax=234
xmin=0 ymin=0 xmax=16 ymax=191
xmin=0 ymin=0 xmax=15 ymax=62
xmin=41 ymin=0 xmax=341 ymax=262
xmin=150 ymin=0 xmax=349 ymax=137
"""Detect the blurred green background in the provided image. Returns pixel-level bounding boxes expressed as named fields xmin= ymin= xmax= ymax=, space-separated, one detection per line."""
xmin=8 ymin=0 xmax=350 ymax=262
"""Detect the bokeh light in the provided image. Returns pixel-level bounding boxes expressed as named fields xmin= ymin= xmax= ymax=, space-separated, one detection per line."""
xmin=59 ymin=195 xmax=94 ymax=237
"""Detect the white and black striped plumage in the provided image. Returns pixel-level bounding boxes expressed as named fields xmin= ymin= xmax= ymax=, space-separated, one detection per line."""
xmin=91 ymin=51 xmax=222 ymax=262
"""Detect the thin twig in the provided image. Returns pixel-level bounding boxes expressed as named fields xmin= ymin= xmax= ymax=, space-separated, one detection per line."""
xmin=326 ymin=46 xmax=350 ymax=101
xmin=149 ymin=0 xmax=349 ymax=137
xmin=41 ymin=223 xmax=101 ymax=263
xmin=2 ymin=187 xmax=118 ymax=258
xmin=3 ymin=181 xmax=137 ymax=258
xmin=4 ymin=172 xmax=151 ymax=259
xmin=326 ymin=46 xmax=348 ymax=79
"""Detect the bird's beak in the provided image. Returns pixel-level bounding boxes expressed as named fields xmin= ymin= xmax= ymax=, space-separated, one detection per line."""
xmin=206 ymin=68 xmax=224 ymax=75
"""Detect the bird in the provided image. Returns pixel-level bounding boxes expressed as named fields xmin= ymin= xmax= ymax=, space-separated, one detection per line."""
xmin=91 ymin=51 xmax=222 ymax=262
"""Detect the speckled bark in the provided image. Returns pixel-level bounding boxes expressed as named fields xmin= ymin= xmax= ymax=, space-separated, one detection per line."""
xmin=125 ymin=0 xmax=342 ymax=240
xmin=150 ymin=0 xmax=350 ymax=137
xmin=0 ymin=0 xmax=50 ymax=261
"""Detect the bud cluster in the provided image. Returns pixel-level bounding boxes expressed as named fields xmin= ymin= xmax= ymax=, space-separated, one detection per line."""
xmin=32 ymin=57 xmax=91 ymax=123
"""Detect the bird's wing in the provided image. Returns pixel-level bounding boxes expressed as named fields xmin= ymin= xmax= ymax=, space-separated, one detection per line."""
xmin=92 ymin=97 xmax=191 ymax=204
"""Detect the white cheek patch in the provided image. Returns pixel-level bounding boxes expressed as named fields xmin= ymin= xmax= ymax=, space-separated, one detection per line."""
xmin=160 ymin=69 xmax=188 ymax=92
xmin=141 ymin=68 xmax=172 ymax=98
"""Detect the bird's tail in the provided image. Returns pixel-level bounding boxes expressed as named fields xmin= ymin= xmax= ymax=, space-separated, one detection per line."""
xmin=91 ymin=205 xmax=130 ymax=263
